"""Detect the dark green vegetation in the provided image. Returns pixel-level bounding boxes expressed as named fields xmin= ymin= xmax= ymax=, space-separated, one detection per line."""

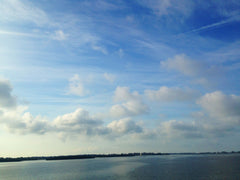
xmin=1 ymin=151 xmax=240 ymax=163
xmin=0 ymin=157 xmax=45 ymax=162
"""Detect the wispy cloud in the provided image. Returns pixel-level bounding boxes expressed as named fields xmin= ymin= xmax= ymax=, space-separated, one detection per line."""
xmin=52 ymin=30 xmax=68 ymax=41
xmin=0 ymin=30 xmax=44 ymax=38
xmin=0 ymin=0 xmax=109 ymax=54
xmin=92 ymin=44 xmax=108 ymax=54
xmin=103 ymin=73 xmax=115 ymax=83
xmin=0 ymin=0 xmax=49 ymax=26
xmin=137 ymin=0 xmax=194 ymax=17
xmin=186 ymin=14 xmax=240 ymax=34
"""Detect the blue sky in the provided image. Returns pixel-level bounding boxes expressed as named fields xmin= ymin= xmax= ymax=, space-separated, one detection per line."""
xmin=0 ymin=0 xmax=240 ymax=157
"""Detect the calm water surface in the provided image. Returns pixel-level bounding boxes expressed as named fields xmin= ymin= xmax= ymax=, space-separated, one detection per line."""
xmin=0 ymin=154 xmax=240 ymax=179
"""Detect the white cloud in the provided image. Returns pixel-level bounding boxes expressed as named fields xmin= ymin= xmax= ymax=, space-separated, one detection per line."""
xmin=52 ymin=108 xmax=146 ymax=139
xmin=104 ymin=73 xmax=115 ymax=83
xmin=52 ymin=30 xmax=68 ymax=41
xmin=0 ymin=0 xmax=111 ymax=56
xmin=187 ymin=15 xmax=240 ymax=34
xmin=0 ymin=0 xmax=49 ymax=26
xmin=0 ymin=78 xmax=17 ymax=108
xmin=110 ymin=101 xmax=148 ymax=118
xmin=137 ymin=0 xmax=194 ymax=17
xmin=53 ymin=108 xmax=104 ymax=136
xmin=0 ymin=30 xmax=43 ymax=38
xmin=113 ymin=86 xmax=140 ymax=102
xmin=92 ymin=44 xmax=108 ymax=55
xmin=68 ymin=74 xmax=88 ymax=96
xmin=161 ymin=54 xmax=224 ymax=87
xmin=197 ymin=91 xmax=240 ymax=122
xmin=2 ymin=77 xmax=240 ymax=143
xmin=0 ymin=78 xmax=147 ymax=139
xmin=0 ymin=78 xmax=146 ymax=140
xmin=157 ymin=91 xmax=240 ymax=138
xmin=0 ymin=105 xmax=145 ymax=139
xmin=145 ymin=86 xmax=198 ymax=102
xmin=0 ymin=106 xmax=49 ymax=134
xmin=1 ymin=84 xmax=239 ymax=141
xmin=110 ymin=87 xmax=148 ymax=118
xmin=156 ymin=91 xmax=240 ymax=139
xmin=159 ymin=119 xmax=204 ymax=139
xmin=0 ymin=106 xmax=106 ymax=136
xmin=161 ymin=54 xmax=205 ymax=76
xmin=107 ymin=118 xmax=142 ymax=135
xmin=0 ymin=78 xmax=49 ymax=134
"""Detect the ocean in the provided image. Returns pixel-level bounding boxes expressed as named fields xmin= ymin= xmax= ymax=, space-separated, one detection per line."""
xmin=0 ymin=154 xmax=240 ymax=179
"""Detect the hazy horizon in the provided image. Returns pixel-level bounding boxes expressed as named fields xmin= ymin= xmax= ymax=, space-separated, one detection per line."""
xmin=0 ymin=0 xmax=240 ymax=157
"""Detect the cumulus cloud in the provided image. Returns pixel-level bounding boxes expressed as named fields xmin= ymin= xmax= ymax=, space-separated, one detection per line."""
xmin=0 ymin=106 xmax=49 ymax=134
xmin=0 ymin=106 xmax=107 ymax=137
xmin=53 ymin=108 xmax=104 ymax=135
xmin=2 ymin=77 xmax=240 ymax=142
xmin=157 ymin=118 xmax=229 ymax=140
xmin=110 ymin=87 xmax=148 ymax=118
xmin=145 ymin=86 xmax=199 ymax=102
xmin=158 ymin=91 xmax=240 ymax=138
xmin=0 ymin=78 xmax=146 ymax=139
xmin=0 ymin=78 xmax=148 ymax=140
xmin=160 ymin=120 xmax=202 ymax=139
xmin=52 ymin=109 xmax=146 ymax=139
xmin=0 ymin=106 xmax=146 ymax=139
xmin=0 ymin=78 xmax=17 ymax=108
xmin=161 ymin=54 xmax=223 ymax=87
xmin=13 ymin=90 xmax=236 ymax=140
xmin=107 ymin=118 xmax=143 ymax=135
xmin=0 ymin=78 xmax=49 ymax=134
xmin=156 ymin=91 xmax=240 ymax=139
xmin=68 ymin=74 xmax=88 ymax=96
xmin=110 ymin=101 xmax=148 ymax=118
xmin=197 ymin=91 xmax=240 ymax=122
xmin=161 ymin=54 xmax=205 ymax=76
xmin=113 ymin=86 xmax=140 ymax=102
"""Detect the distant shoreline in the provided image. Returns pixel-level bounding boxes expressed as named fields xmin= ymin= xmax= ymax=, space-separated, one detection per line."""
xmin=1 ymin=151 xmax=240 ymax=163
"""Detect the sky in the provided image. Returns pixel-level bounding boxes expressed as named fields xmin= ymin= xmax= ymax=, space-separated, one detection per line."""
xmin=0 ymin=0 xmax=240 ymax=157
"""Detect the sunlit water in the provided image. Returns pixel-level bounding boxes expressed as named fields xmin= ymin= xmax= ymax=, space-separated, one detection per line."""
xmin=1 ymin=154 xmax=240 ymax=179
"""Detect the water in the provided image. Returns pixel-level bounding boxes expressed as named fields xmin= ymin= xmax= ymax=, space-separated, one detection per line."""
xmin=0 ymin=154 xmax=240 ymax=179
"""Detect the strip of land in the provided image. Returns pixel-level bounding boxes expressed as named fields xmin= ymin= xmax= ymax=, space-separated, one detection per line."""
xmin=1 ymin=151 xmax=240 ymax=163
